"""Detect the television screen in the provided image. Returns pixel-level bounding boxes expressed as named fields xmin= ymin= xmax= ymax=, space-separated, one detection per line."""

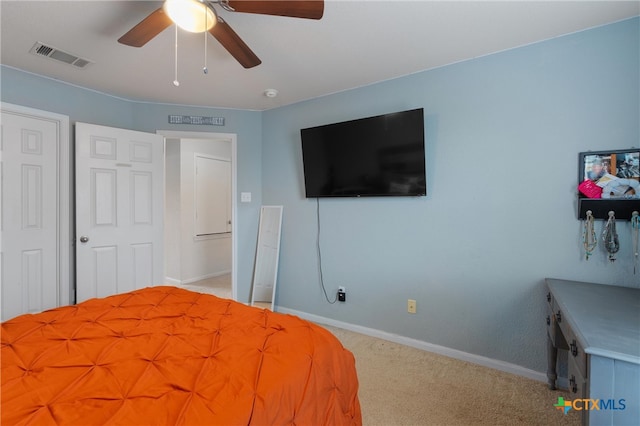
xmin=300 ymin=108 xmax=426 ymax=198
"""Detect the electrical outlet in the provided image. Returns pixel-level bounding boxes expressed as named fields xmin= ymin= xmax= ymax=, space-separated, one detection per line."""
xmin=407 ymin=299 xmax=417 ymax=314
xmin=338 ymin=286 xmax=346 ymax=302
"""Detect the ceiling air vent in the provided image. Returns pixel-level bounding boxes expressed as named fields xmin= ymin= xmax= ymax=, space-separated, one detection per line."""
xmin=29 ymin=42 xmax=92 ymax=69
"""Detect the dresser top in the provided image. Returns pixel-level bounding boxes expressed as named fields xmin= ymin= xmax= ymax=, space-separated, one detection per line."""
xmin=546 ymin=278 xmax=640 ymax=364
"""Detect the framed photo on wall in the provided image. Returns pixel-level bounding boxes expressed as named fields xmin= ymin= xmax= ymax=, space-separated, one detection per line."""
xmin=580 ymin=149 xmax=640 ymax=184
xmin=577 ymin=148 xmax=640 ymax=220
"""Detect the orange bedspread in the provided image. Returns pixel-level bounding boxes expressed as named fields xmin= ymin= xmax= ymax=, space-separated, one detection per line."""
xmin=1 ymin=286 xmax=361 ymax=425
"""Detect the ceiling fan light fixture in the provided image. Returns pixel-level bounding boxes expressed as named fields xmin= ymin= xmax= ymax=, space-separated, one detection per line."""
xmin=163 ymin=0 xmax=216 ymax=33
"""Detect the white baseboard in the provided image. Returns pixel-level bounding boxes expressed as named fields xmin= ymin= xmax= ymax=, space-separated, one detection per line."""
xmin=277 ymin=306 xmax=548 ymax=383
xmin=164 ymin=270 xmax=231 ymax=286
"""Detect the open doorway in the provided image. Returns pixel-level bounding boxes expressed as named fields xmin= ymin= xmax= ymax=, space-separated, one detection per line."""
xmin=158 ymin=130 xmax=237 ymax=301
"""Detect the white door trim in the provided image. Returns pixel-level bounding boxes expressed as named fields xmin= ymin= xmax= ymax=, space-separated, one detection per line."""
xmin=157 ymin=130 xmax=237 ymax=301
xmin=0 ymin=102 xmax=71 ymax=306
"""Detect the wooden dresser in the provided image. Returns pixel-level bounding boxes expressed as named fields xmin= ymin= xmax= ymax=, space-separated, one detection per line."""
xmin=545 ymin=278 xmax=639 ymax=425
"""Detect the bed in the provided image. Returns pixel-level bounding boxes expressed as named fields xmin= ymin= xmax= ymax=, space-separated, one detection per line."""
xmin=1 ymin=286 xmax=362 ymax=425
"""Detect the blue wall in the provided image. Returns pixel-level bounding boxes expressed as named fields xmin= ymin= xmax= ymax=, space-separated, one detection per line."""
xmin=261 ymin=17 xmax=639 ymax=373
xmin=2 ymin=17 xmax=638 ymax=374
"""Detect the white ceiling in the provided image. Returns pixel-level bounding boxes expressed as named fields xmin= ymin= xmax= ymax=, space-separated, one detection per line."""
xmin=1 ymin=1 xmax=638 ymax=111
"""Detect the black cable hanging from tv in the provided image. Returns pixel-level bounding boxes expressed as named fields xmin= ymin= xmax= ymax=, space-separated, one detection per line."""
xmin=316 ymin=198 xmax=337 ymax=304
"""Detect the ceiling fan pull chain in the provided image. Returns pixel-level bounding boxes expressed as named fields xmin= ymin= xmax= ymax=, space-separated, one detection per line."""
xmin=203 ymin=4 xmax=209 ymax=74
xmin=173 ymin=25 xmax=180 ymax=87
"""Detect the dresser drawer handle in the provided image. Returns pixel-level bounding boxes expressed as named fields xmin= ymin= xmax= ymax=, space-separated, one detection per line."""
xmin=556 ymin=310 xmax=562 ymax=323
xmin=547 ymin=292 xmax=551 ymax=303
xmin=570 ymin=340 xmax=579 ymax=357
xmin=570 ymin=375 xmax=578 ymax=393
xmin=546 ymin=315 xmax=550 ymax=326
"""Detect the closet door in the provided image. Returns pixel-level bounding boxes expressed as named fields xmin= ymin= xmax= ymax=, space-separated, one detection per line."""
xmin=1 ymin=104 xmax=70 ymax=320
xmin=195 ymin=154 xmax=231 ymax=236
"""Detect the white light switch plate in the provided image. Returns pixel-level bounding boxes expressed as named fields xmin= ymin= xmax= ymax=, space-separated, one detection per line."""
xmin=240 ymin=192 xmax=252 ymax=203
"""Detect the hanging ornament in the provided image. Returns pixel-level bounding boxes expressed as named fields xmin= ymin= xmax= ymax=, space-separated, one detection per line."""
xmin=582 ymin=210 xmax=597 ymax=260
xmin=602 ymin=211 xmax=619 ymax=262
xmin=632 ymin=211 xmax=639 ymax=274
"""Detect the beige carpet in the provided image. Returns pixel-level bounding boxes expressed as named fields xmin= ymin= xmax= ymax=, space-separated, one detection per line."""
xmin=181 ymin=274 xmax=232 ymax=299
xmin=323 ymin=325 xmax=581 ymax=426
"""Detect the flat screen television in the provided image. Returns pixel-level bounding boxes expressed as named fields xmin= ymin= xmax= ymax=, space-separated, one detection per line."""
xmin=300 ymin=108 xmax=426 ymax=198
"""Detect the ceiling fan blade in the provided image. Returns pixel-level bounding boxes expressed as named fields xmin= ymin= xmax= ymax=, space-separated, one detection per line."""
xmin=118 ymin=8 xmax=173 ymax=47
xmin=209 ymin=18 xmax=262 ymax=69
xmin=226 ymin=0 xmax=324 ymax=20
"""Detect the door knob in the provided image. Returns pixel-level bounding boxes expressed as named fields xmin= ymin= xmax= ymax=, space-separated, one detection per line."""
xmin=79 ymin=236 xmax=89 ymax=243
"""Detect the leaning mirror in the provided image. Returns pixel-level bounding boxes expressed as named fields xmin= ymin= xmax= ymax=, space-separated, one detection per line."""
xmin=250 ymin=206 xmax=283 ymax=310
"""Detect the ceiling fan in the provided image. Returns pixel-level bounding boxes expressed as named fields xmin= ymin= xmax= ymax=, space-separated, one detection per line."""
xmin=118 ymin=0 xmax=324 ymax=69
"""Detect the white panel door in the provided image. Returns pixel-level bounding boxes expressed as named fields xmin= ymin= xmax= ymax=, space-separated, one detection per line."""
xmin=75 ymin=123 xmax=164 ymax=303
xmin=195 ymin=155 xmax=231 ymax=235
xmin=251 ymin=206 xmax=283 ymax=306
xmin=1 ymin=108 xmax=65 ymax=320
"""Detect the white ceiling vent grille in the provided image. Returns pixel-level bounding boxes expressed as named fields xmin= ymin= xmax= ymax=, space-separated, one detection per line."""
xmin=29 ymin=42 xmax=92 ymax=69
